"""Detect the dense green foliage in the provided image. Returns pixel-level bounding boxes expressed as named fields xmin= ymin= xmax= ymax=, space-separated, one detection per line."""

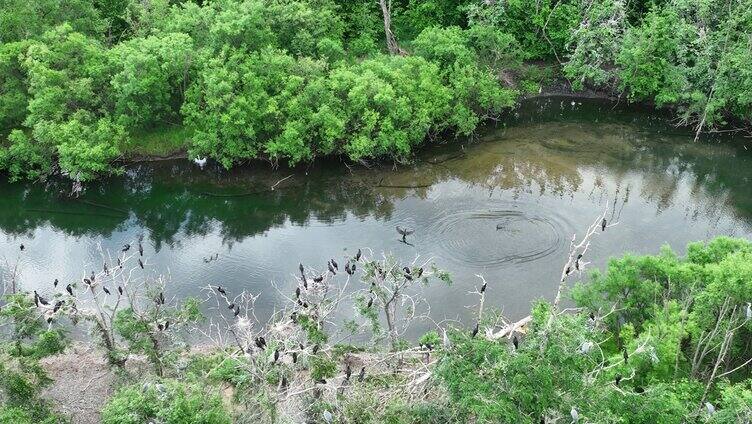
xmin=0 ymin=0 xmax=518 ymax=182
xmin=565 ymin=0 xmax=752 ymax=131
xmin=0 ymin=294 xmax=68 ymax=422
xmin=1 ymin=0 xmax=749 ymax=182
xmin=101 ymin=379 xmax=232 ymax=424
xmin=436 ymin=237 xmax=752 ymax=422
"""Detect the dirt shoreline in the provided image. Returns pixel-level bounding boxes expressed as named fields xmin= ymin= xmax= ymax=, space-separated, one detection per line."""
xmin=39 ymin=341 xmax=426 ymax=424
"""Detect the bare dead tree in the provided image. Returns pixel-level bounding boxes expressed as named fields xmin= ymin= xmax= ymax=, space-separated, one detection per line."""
xmin=358 ymin=253 xmax=446 ymax=351
xmin=54 ymin=241 xmax=193 ymax=374
xmin=378 ymin=0 xmax=404 ymax=55
xmin=195 ymin=257 xmax=368 ymax=422
xmin=536 ymin=209 xmax=616 ymax=353
xmin=1 ymin=249 xmax=23 ymax=295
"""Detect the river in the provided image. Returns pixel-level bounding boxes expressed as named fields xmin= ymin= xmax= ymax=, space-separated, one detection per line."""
xmin=2 ymin=97 xmax=751 ymax=338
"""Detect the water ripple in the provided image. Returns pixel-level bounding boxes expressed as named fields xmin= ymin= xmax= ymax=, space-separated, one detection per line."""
xmin=424 ymin=203 xmax=571 ymax=269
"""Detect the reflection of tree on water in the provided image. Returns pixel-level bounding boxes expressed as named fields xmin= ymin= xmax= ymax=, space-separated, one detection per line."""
xmin=0 ymin=98 xmax=751 ymax=246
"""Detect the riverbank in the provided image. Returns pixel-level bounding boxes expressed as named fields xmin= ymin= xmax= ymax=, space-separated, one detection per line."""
xmin=38 ymin=341 xmax=437 ymax=424
xmin=114 ymin=83 xmax=620 ymax=165
xmin=115 ymin=77 xmax=743 ymax=169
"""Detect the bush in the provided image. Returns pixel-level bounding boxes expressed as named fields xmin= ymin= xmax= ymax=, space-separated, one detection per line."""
xmin=101 ymin=379 xmax=231 ymax=424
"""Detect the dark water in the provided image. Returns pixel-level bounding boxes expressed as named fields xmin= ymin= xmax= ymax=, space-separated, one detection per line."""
xmin=2 ymin=97 xmax=751 ymax=338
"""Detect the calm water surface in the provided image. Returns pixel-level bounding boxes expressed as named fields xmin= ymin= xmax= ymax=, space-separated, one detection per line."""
xmin=2 ymin=97 xmax=751 ymax=337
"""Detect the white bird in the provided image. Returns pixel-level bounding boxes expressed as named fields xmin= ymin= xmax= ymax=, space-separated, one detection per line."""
xmin=193 ymin=157 xmax=207 ymax=169
xmin=570 ymin=406 xmax=579 ymax=423
xmin=443 ymin=328 xmax=451 ymax=350
xmin=746 ymin=302 xmax=751 ymax=320
xmin=705 ymin=402 xmax=715 ymax=415
xmin=323 ymin=410 xmax=333 ymax=423
xmin=579 ymin=341 xmax=594 ymax=354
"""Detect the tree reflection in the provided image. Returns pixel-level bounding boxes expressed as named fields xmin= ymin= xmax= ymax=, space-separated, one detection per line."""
xmin=1 ymin=97 xmax=750 ymax=247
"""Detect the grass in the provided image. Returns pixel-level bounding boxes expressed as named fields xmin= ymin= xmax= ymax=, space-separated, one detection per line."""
xmin=122 ymin=125 xmax=192 ymax=158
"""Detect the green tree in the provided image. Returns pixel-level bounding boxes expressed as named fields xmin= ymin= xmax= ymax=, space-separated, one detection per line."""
xmin=110 ymin=33 xmax=196 ymax=129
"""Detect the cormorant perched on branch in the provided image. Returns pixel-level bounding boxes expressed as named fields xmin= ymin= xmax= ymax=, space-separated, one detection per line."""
xmin=216 ymin=286 xmax=226 ymax=295
xmin=122 ymin=244 xmax=130 ymax=252
xmin=34 ymin=291 xmax=49 ymax=306
xmin=66 ymin=284 xmax=74 ymax=296
xmin=601 ymin=218 xmax=607 ymax=231
xmin=255 ymin=337 xmax=266 ymax=349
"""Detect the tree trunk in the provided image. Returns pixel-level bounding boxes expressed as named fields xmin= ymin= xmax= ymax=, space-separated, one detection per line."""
xmin=379 ymin=0 xmax=401 ymax=55
xmin=148 ymin=333 xmax=164 ymax=377
xmin=384 ymin=301 xmax=398 ymax=351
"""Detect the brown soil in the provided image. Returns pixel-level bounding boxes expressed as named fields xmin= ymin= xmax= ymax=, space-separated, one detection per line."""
xmin=40 ymin=343 xmax=152 ymax=424
xmin=39 ymin=344 xmax=114 ymax=424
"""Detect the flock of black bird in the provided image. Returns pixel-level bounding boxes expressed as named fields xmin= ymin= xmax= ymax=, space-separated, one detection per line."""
xmin=206 ymin=246 xmax=380 ymax=389
xmin=20 ymin=236 xmax=170 ymax=328
xmin=11 ymin=216 xmax=628 ymax=398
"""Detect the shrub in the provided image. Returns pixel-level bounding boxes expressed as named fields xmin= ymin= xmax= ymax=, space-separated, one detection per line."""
xmin=101 ymin=379 xmax=231 ymax=424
